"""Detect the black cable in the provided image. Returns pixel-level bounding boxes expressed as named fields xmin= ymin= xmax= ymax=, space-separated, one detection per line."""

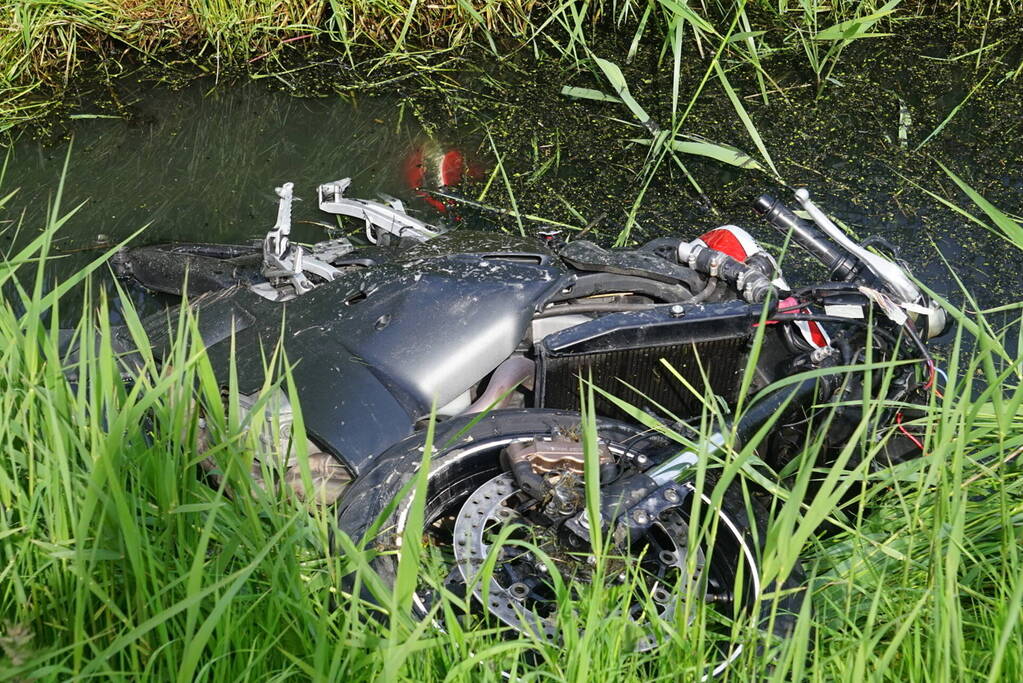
xmin=773 ymin=294 xmax=933 ymax=373
xmin=767 ymin=313 xmax=900 ymax=347
xmin=900 ymin=317 xmax=933 ymax=365
xmin=789 ymin=282 xmax=863 ymax=298
xmin=774 ymin=301 xmax=809 ymax=314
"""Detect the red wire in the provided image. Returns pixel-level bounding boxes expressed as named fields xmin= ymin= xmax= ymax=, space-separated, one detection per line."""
xmin=922 ymin=360 xmax=944 ymax=397
xmin=896 ymin=412 xmax=926 ymax=453
xmin=923 ymin=359 xmax=936 ymax=390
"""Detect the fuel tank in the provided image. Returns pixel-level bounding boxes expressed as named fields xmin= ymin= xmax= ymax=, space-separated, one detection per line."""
xmin=164 ymin=233 xmax=570 ymax=474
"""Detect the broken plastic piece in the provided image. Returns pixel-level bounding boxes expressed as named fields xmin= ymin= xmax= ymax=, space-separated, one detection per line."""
xmin=261 ymin=182 xmax=340 ymax=296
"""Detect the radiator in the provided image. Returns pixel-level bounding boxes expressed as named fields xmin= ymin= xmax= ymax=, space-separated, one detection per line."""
xmin=535 ymin=303 xmax=753 ymax=422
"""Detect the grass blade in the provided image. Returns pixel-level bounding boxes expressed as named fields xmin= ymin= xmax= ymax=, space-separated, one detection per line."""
xmin=593 ymin=56 xmax=660 ymax=134
xmin=936 ymin=161 xmax=1023 ymax=249
xmin=632 ymin=134 xmax=766 ymax=171
xmin=713 ymin=61 xmax=779 ymax=178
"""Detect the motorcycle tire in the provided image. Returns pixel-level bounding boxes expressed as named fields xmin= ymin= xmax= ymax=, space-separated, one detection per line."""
xmin=335 ymin=409 xmax=804 ymax=669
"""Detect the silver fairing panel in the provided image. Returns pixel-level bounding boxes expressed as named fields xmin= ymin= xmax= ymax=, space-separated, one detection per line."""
xmin=200 ymin=250 xmax=568 ymax=474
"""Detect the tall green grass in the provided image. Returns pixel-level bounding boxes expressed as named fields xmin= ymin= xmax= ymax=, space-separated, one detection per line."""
xmin=1 ymin=161 xmax=1021 ymax=679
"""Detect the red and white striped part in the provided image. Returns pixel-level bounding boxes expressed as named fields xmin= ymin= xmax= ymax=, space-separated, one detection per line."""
xmin=685 ymin=226 xmax=829 ymax=349
xmin=683 ymin=225 xmax=790 ymax=291
xmin=777 ymin=296 xmax=831 ymax=349
xmin=402 ymin=143 xmax=475 ymax=213
xmin=405 ymin=148 xmax=466 ymax=189
xmin=687 ymin=225 xmax=762 ymax=263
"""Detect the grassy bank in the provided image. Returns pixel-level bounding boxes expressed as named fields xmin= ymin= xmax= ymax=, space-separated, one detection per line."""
xmin=3 ymin=0 xmax=1022 ymax=134
xmin=1 ymin=162 xmax=1022 ymax=680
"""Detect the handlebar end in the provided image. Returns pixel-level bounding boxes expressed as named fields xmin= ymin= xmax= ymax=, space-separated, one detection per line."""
xmin=752 ymin=194 xmax=776 ymax=217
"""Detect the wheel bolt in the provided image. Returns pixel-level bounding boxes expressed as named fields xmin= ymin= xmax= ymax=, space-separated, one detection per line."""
xmin=632 ymin=509 xmax=650 ymax=525
xmin=663 ymin=488 xmax=680 ymax=503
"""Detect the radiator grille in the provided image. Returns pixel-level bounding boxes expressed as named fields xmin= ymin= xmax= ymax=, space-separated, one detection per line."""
xmin=540 ymin=337 xmax=748 ymax=421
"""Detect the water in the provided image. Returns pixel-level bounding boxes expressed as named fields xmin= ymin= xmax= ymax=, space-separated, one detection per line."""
xmin=4 ymin=80 xmax=430 ymax=279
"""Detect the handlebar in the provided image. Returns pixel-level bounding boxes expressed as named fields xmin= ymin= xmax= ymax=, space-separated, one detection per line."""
xmin=755 ymin=190 xmax=948 ymax=339
xmin=753 ymin=194 xmax=859 ymax=281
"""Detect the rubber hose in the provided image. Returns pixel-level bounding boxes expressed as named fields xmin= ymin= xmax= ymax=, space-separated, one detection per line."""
xmin=687 ymin=276 xmax=719 ymax=304
xmin=552 ymin=272 xmax=695 ymax=303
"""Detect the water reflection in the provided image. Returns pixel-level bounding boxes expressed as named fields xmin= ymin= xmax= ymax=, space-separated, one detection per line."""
xmin=4 ymin=79 xmax=428 ymax=274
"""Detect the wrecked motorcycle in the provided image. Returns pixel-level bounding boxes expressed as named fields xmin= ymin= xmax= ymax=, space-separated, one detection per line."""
xmin=111 ymin=179 xmax=947 ymax=668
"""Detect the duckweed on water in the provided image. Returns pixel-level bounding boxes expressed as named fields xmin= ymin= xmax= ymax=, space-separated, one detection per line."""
xmin=7 ymin=13 xmax=1023 ymax=308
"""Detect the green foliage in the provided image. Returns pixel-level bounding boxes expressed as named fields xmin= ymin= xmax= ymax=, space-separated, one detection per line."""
xmin=794 ymin=0 xmax=902 ymax=95
xmin=1 ymin=0 xmax=1021 ymax=135
xmin=561 ymin=53 xmax=771 ymax=177
xmin=936 ymin=162 xmax=1023 ymax=249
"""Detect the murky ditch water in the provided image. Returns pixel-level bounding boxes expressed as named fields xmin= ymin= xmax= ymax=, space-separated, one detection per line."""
xmin=5 ymin=81 xmax=420 ymax=265
xmin=3 ymin=80 xmax=453 ymax=318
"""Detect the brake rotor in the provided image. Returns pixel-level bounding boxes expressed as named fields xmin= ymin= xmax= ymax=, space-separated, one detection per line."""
xmin=452 ymin=473 xmax=555 ymax=638
xmin=452 ymin=471 xmax=705 ymax=649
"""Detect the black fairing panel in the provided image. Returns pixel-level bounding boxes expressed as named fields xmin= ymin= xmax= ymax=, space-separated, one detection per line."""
xmin=192 ymin=250 xmax=568 ymax=474
xmin=116 ymin=243 xmax=265 ymax=296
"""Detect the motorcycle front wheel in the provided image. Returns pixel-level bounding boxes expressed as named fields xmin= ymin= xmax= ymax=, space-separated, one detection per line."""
xmin=335 ymin=409 xmax=803 ymax=673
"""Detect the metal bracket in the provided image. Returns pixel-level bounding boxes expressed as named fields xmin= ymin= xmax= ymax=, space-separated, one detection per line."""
xmin=317 ymin=178 xmax=441 ymax=244
xmin=563 ymin=480 xmax=695 ymax=544
xmin=261 ymin=182 xmax=341 ymax=296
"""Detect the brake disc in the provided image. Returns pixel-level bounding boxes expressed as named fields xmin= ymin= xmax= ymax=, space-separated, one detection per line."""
xmin=452 ymin=473 xmax=556 ymax=638
xmin=452 ymin=471 xmax=705 ymax=649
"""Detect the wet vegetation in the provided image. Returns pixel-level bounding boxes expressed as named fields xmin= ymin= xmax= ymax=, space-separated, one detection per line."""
xmin=2 ymin=1 xmax=1023 ymax=681
xmin=2 ymin=163 xmax=1022 ymax=680
xmin=3 ymin=1 xmax=1022 ymax=133
xmin=5 ymin=3 xmax=1022 ymax=304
